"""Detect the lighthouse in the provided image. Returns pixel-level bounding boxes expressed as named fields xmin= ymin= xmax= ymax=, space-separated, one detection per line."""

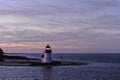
xmin=41 ymin=44 xmax=52 ymax=63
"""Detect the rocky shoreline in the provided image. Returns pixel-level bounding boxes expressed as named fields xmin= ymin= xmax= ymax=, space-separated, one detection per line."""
xmin=0 ymin=55 xmax=88 ymax=66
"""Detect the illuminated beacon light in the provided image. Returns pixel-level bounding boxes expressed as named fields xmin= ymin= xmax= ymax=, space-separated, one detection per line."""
xmin=46 ymin=48 xmax=51 ymax=50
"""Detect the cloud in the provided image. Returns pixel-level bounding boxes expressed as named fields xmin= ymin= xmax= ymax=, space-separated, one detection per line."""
xmin=0 ymin=0 xmax=120 ymax=53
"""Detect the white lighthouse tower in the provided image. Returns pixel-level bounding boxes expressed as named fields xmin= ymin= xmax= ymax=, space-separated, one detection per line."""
xmin=41 ymin=44 xmax=52 ymax=63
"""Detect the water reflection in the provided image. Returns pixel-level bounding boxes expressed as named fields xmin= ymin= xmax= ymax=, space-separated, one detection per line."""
xmin=41 ymin=66 xmax=52 ymax=80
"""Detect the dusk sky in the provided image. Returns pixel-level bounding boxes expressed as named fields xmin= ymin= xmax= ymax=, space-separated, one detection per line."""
xmin=0 ymin=0 xmax=120 ymax=53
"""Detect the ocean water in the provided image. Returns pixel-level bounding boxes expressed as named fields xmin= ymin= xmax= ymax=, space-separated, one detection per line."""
xmin=0 ymin=53 xmax=120 ymax=80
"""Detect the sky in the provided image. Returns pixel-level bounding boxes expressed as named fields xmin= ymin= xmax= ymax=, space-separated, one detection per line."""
xmin=0 ymin=0 xmax=120 ymax=53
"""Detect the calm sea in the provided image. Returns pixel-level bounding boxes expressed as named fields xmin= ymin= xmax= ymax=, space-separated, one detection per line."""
xmin=0 ymin=53 xmax=120 ymax=80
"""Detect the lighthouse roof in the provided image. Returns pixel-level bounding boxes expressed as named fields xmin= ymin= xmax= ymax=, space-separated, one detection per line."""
xmin=46 ymin=44 xmax=50 ymax=48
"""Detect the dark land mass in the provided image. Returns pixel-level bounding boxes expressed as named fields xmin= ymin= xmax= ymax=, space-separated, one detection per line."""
xmin=0 ymin=55 xmax=88 ymax=66
xmin=3 ymin=55 xmax=30 ymax=60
